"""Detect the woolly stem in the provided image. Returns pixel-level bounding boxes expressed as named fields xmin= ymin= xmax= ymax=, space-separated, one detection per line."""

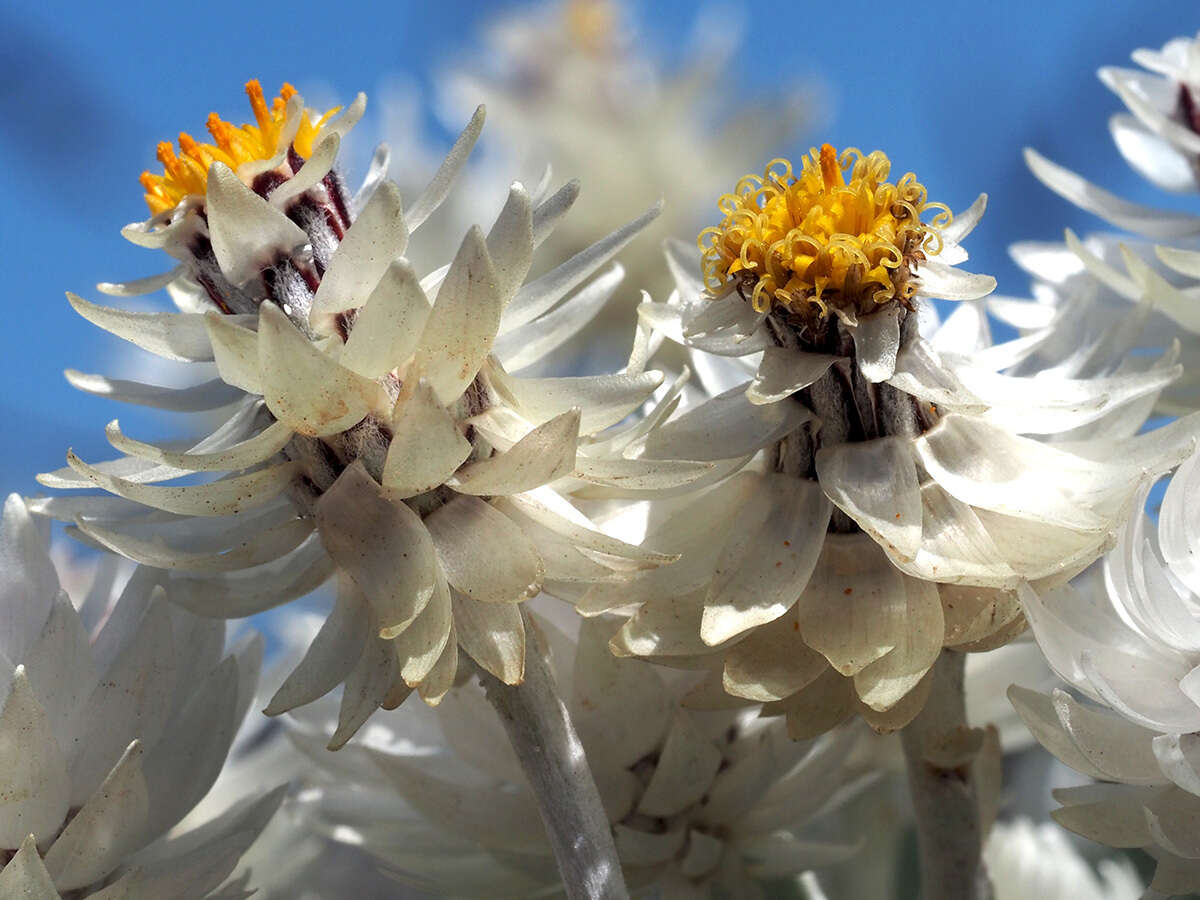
xmin=475 ymin=610 xmax=629 ymax=900
xmin=900 ymin=650 xmax=993 ymax=900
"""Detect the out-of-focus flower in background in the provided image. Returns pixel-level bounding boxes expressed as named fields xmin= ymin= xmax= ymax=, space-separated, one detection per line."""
xmin=397 ymin=0 xmax=814 ymax=373
xmin=294 ymin=607 xmax=874 ymax=898
xmin=0 ymin=494 xmax=280 ymax=898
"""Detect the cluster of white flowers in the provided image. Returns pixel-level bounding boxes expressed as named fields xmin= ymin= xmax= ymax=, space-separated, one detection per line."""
xmin=10 ymin=3 xmax=1200 ymax=899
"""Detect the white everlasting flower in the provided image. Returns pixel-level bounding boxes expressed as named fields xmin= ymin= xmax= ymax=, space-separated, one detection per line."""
xmin=1010 ymin=449 xmax=1200 ymax=897
xmin=983 ymin=818 xmax=1143 ymax=900
xmin=601 ymin=146 xmax=1194 ymax=736
xmin=35 ymin=81 xmax=690 ymax=745
xmin=0 ymin=494 xmax=281 ymax=898
xmin=293 ymin=613 xmax=869 ymax=899
xmin=1019 ymin=32 xmax=1200 ymax=414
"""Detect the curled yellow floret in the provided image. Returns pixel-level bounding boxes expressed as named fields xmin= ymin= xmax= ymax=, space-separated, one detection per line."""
xmin=699 ymin=145 xmax=951 ymax=319
xmin=139 ymin=80 xmax=341 ymax=215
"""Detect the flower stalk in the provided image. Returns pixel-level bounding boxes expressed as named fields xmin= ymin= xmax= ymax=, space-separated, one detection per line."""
xmin=475 ymin=609 xmax=629 ymax=900
xmin=900 ymin=650 xmax=993 ymax=900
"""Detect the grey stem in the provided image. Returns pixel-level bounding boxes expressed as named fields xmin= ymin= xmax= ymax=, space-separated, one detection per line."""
xmin=474 ymin=610 xmax=629 ymax=900
xmin=900 ymin=650 xmax=994 ymax=900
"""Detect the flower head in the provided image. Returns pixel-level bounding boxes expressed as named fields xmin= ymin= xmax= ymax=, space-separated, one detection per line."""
xmin=0 ymin=495 xmax=281 ymax=897
xmin=38 ymin=81 xmax=680 ymax=745
xmin=600 ymin=153 xmax=1195 ymax=736
xmin=699 ymin=146 xmax=949 ymax=322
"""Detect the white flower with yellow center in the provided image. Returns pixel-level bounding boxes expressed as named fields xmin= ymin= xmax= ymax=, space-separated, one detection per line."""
xmin=1020 ymin=32 xmax=1200 ymax=414
xmin=35 ymin=81 xmax=688 ymax=747
xmin=0 ymin=494 xmax=281 ymax=898
xmin=1008 ymin=448 xmax=1200 ymax=898
xmin=290 ymin=613 xmax=869 ymax=899
xmin=602 ymin=145 xmax=1193 ymax=737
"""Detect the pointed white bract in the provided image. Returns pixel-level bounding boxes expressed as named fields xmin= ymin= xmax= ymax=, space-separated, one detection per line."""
xmin=602 ymin=164 xmax=1196 ymax=737
xmin=1012 ymin=445 xmax=1200 ymax=896
xmin=44 ymin=82 xmax=679 ymax=742
xmin=291 ymin=609 xmax=873 ymax=897
xmin=1011 ymin=32 xmax=1200 ymax=416
xmin=0 ymin=495 xmax=281 ymax=898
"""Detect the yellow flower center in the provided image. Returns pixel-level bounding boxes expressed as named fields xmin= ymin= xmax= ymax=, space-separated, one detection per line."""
xmin=139 ymin=80 xmax=341 ymax=216
xmin=566 ymin=0 xmax=617 ymax=53
xmin=699 ymin=145 xmax=951 ymax=320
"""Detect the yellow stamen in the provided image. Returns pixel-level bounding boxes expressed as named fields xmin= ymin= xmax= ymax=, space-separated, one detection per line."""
xmin=698 ymin=147 xmax=952 ymax=319
xmin=139 ymin=80 xmax=340 ymax=216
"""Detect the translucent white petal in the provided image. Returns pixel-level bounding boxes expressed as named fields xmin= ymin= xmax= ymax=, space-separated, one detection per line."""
xmin=940 ymin=193 xmax=989 ymax=245
xmin=531 ymin=179 xmax=580 ymax=247
xmin=340 ymin=259 xmax=430 ymax=379
xmin=852 ymin=304 xmax=902 ymax=382
xmin=1051 ymin=689 xmax=1163 ymax=784
xmin=852 ymin=577 xmax=944 ymax=710
xmin=817 ymin=437 xmax=922 ymax=561
xmin=452 ymin=593 xmax=525 ymax=684
xmin=390 ymin=567 xmax=452 ymax=686
xmin=916 ymin=261 xmax=996 ymax=301
xmin=405 ymin=105 xmax=485 ymax=232
xmin=310 ymin=181 xmax=408 ymax=324
xmin=64 ymin=370 xmax=243 ymax=412
xmin=1025 ymin=147 xmax=1200 ymax=238
xmin=415 ymin=227 xmax=502 ymax=405
xmin=795 ymin=534 xmax=905 ymax=676
xmin=501 ymin=202 xmax=661 ymax=333
xmin=22 ymin=594 xmax=97 ymax=754
xmin=642 ymin=384 xmax=813 ymax=461
xmin=494 ymin=370 xmax=663 ymax=434
xmin=0 ymin=834 xmax=60 ymax=898
xmin=487 ymin=183 xmax=534 ymax=304
xmin=206 ymin=162 xmax=308 ymax=284
xmin=0 ymin=667 xmax=69 ymax=847
xmin=381 ymin=381 xmax=471 ymax=497
xmin=425 ymin=496 xmax=543 ymax=604
xmin=636 ymin=712 xmax=722 ymax=817
xmin=316 ymin=462 xmax=438 ymax=638
xmin=264 ymin=576 xmax=369 ymax=715
xmin=329 ymin=630 xmax=397 ymax=750
xmin=104 ymin=418 xmax=291 ymax=473
xmin=68 ymin=293 xmax=221 ymax=362
xmin=97 ymin=265 xmax=185 ymax=298
xmin=418 ymin=620 xmax=458 ymax=706
xmin=205 ymin=313 xmax=263 ymax=395
xmin=1110 ymin=113 xmax=1197 ymax=192
xmin=259 ymin=301 xmax=386 ymax=436
xmin=747 ymin=348 xmax=838 ymax=405
xmin=451 ymin=410 xmax=579 ymax=495
xmin=64 ymin=452 xmax=297 ymax=518
xmin=45 ymin=740 xmax=150 ymax=890
xmin=351 ymin=143 xmax=390 ymax=216
xmin=573 ymin=456 xmax=717 ymax=494
xmin=722 ymin=608 xmax=828 ymax=702
xmin=492 ymin=265 xmax=624 ymax=372
xmin=701 ymin=476 xmax=831 ymax=645
xmin=0 ymin=495 xmax=60 ymax=664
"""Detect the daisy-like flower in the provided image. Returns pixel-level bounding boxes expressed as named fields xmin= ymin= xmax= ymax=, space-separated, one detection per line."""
xmin=0 ymin=494 xmax=282 ymax=898
xmin=427 ymin=0 xmax=812 ymax=366
xmin=1009 ymin=448 xmax=1200 ymax=897
xmin=1019 ymin=32 xmax=1200 ymax=414
xmin=603 ymin=145 xmax=1193 ymax=735
xmin=35 ymin=80 xmax=684 ymax=746
xmin=292 ymin=612 xmax=869 ymax=899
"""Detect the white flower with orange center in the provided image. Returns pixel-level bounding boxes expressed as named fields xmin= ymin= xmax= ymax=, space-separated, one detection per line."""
xmin=598 ymin=146 xmax=1194 ymax=737
xmin=35 ymin=81 xmax=692 ymax=747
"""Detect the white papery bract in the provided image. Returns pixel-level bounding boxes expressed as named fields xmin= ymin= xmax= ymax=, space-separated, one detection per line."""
xmin=293 ymin=612 xmax=869 ymax=899
xmin=0 ymin=494 xmax=281 ymax=899
xmin=430 ymin=0 xmax=812 ymax=337
xmin=36 ymin=82 xmax=692 ymax=746
xmin=983 ymin=818 xmax=1142 ymax=900
xmin=601 ymin=148 xmax=1197 ymax=738
xmin=1011 ymin=449 xmax=1200 ymax=897
xmin=1019 ymin=32 xmax=1200 ymax=415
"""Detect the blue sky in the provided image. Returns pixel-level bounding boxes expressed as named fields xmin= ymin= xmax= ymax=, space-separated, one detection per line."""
xmin=1 ymin=0 xmax=1196 ymax=496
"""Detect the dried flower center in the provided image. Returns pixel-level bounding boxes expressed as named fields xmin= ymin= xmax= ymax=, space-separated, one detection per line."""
xmin=139 ymin=80 xmax=341 ymax=215
xmin=699 ymin=145 xmax=951 ymax=322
